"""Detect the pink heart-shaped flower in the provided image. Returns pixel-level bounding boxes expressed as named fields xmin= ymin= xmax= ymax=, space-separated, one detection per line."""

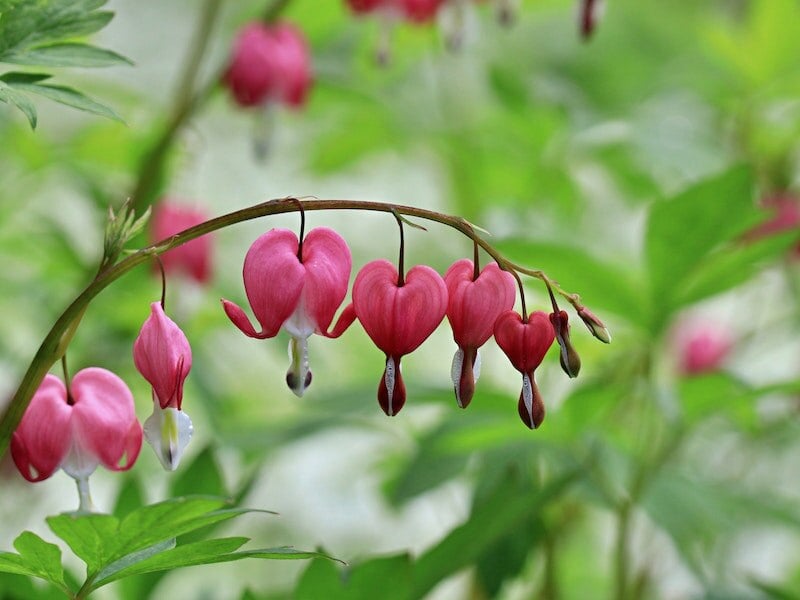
xmin=493 ymin=310 xmax=555 ymax=374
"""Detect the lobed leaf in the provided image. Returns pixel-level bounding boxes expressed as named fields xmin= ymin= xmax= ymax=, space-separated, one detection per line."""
xmin=0 ymin=79 xmax=36 ymax=127
xmin=2 ymin=42 xmax=131 ymax=68
xmin=12 ymin=532 xmax=65 ymax=589
xmin=7 ymin=80 xmax=122 ymax=122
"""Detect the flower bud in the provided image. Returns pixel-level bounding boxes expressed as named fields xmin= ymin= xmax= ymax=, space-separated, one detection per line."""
xmin=577 ymin=306 xmax=611 ymax=344
xmin=549 ymin=310 xmax=581 ymax=378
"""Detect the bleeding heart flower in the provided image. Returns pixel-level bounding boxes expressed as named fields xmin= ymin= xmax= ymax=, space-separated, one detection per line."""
xmin=400 ymin=0 xmax=445 ymax=22
xmin=673 ymin=318 xmax=733 ymax=376
xmin=152 ymin=202 xmax=213 ymax=285
xmin=549 ymin=309 xmax=581 ymax=378
xmin=133 ymin=302 xmax=193 ymax=471
xmin=494 ymin=311 xmax=555 ymax=429
xmin=349 ymin=259 xmax=447 ymax=416
xmin=11 ymin=368 xmax=142 ymax=512
xmin=222 ymin=227 xmax=352 ymax=397
xmin=224 ymin=21 xmax=312 ymax=109
xmin=444 ymin=259 xmax=515 ymax=408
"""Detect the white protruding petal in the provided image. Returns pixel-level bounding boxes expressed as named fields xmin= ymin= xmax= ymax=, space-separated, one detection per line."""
xmin=473 ymin=350 xmax=482 ymax=381
xmin=521 ymin=373 xmax=533 ymax=418
xmin=144 ymin=403 xmax=193 ymax=471
xmin=384 ymin=356 xmax=396 ymax=416
xmin=451 ymin=348 xmax=465 ymax=408
xmin=287 ymin=336 xmax=311 ymax=397
xmin=283 ymin=291 xmax=316 ymax=339
xmin=61 ymin=438 xmax=99 ymax=481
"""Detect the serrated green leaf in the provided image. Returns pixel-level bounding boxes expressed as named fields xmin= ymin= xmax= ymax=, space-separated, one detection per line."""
xmin=46 ymin=512 xmax=118 ymax=574
xmin=12 ymin=532 xmax=65 ymax=588
xmin=93 ymin=540 xmax=336 ymax=591
xmin=7 ymin=80 xmax=122 ymax=122
xmin=0 ymin=552 xmax=40 ymax=578
xmin=0 ymin=79 xmax=36 ymax=127
xmin=1 ymin=42 xmax=131 ymax=67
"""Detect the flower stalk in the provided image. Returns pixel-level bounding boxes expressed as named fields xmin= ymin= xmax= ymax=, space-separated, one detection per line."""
xmin=0 ymin=197 xmax=596 ymax=457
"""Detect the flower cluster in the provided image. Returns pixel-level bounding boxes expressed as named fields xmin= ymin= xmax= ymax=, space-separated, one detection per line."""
xmin=224 ymin=224 xmax=608 ymax=428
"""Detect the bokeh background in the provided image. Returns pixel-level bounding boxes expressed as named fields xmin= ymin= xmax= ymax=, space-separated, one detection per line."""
xmin=2 ymin=0 xmax=800 ymax=598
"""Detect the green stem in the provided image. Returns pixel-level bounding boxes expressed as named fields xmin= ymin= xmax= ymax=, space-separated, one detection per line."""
xmin=0 ymin=198 xmax=585 ymax=456
xmin=129 ymin=0 xmax=223 ymax=213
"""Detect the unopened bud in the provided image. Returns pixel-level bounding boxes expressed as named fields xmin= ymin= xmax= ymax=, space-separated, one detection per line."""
xmin=518 ymin=373 xmax=545 ymax=429
xmin=577 ymin=306 xmax=611 ymax=344
xmin=550 ymin=310 xmax=581 ymax=378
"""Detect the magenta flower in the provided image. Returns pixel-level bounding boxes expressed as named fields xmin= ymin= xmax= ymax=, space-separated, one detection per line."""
xmin=400 ymin=0 xmax=445 ymax=23
xmin=224 ymin=22 xmax=312 ymax=109
xmin=133 ymin=302 xmax=193 ymax=470
xmin=11 ymin=368 xmax=142 ymax=512
xmin=493 ymin=311 xmax=555 ymax=429
xmin=673 ymin=319 xmax=733 ymax=376
xmin=222 ymin=227 xmax=352 ymax=397
xmin=347 ymin=259 xmax=448 ymax=416
xmin=151 ymin=202 xmax=213 ymax=285
xmin=444 ymin=259 xmax=515 ymax=408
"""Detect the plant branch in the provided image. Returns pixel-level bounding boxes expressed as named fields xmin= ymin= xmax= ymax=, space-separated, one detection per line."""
xmin=0 ymin=198 xmax=591 ymax=456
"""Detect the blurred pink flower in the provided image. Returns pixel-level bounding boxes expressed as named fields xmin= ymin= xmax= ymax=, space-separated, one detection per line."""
xmin=745 ymin=194 xmax=800 ymax=257
xmin=224 ymin=22 xmax=312 ymax=109
xmin=674 ymin=321 xmax=733 ymax=376
xmin=151 ymin=202 xmax=213 ymax=285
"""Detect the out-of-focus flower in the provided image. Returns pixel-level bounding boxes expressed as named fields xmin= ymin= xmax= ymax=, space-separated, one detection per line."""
xmin=578 ymin=0 xmax=604 ymax=40
xmin=550 ymin=309 xmax=580 ymax=378
xmin=224 ymin=22 xmax=312 ymax=109
xmin=673 ymin=319 xmax=733 ymax=376
xmin=222 ymin=227 xmax=352 ymax=397
xmin=745 ymin=194 xmax=800 ymax=257
xmin=11 ymin=369 xmax=142 ymax=512
xmin=444 ymin=259 xmax=515 ymax=408
xmin=346 ymin=259 xmax=448 ymax=416
xmin=151 ymin=202 xmax=213 ymax=285
xmin=494 ymin=311 xmax=555 ymax=429
xmin=133 ymin=302 xmax=193 ymax=471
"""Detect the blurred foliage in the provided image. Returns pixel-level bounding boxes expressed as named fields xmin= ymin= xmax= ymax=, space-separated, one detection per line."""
xmin=1 ymin=0 xmax=800 ymax=599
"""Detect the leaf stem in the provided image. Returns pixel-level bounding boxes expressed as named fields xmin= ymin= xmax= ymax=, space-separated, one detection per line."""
xmin=0 ymin=198 xmax=586 ymax=456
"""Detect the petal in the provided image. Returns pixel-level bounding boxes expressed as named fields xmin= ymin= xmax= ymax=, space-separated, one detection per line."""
xmin=133 ymin=302 xmax=192 ymax=409
xmin=221 ymin=299 xmax=269 ymax=339
xmin=352 ymin=259 xmax=401 ymax=353
xmin=144 ymin=403 xmax=193 ymax=471
xmin=286 ymin=336 xmax=312 ymax=397
xmin=445 ymin=260 xmax=516 ymax=349
xmin=299 ymin=227 xmax=352 ymax=334
xmin=518 ymin=373 xmax=545 ymax=429
xmin=10 ymin=374 xmax=72 ymax=482
xmin=242 ymin=229 xmax=305 ymax=337
xmin=378 ymin=355 xmax=406 ymax=416
xmin=70 ymin=368 xmax=142 ymax=472
xmin=494 ymin=310 xmax=555 ymax=373
xmin=451 ymin=346 xmax=479 ymax=409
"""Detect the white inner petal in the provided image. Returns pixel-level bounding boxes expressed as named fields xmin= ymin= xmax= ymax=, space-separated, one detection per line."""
xmin=287 ymin=336 xmax=311 ymax=398
xmin=144 ymin=402 xmax=193 ymax=472
xmin=473 ymin=350 xmax=482 ymax=381
xmin=61 ymin=436 xmax=99 ymax=481
xmin=521 ymin=373 xmax=533 ymax=417
xmin=451 ymin=348 xmax=465 ymax=408
xmin=282 ymin=289 xmax=316 ymax=338
xmin=385 ymin=356 xmax=396 ymax=416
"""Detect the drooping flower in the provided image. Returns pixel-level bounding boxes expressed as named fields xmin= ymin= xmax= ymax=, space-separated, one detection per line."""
xmin=222 ymin=227 xmax=352 ymax=397
xmin=133 ymin=302 xmax=193 ymax=471
xmin=672 ymin=319 xmax=733 ymax=376
xmin=400 ymin=0 xmax=446 ymax=23
xmin=578 ymin=0 xmax=604 ymax=40
xmin=224 ymin=21 xmax=312 ymax=109
xmin=444 ymin=259 xmax=515 ymax=408
xmin=151 ymin=202 xmax=213 ymax=285
xmin=11 ymin=368 xmax=142 ymax=512
xmin=494 ymin=311 xmax=555 ymax=429
xmin=346 ymin=259 xmax=448 ymax=416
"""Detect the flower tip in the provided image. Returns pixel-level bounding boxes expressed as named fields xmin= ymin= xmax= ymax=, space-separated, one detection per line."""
xmin=378 ymin=357 xmax=406 ymax=416
xmin=518 ymin=374 xmax=545 ymax=429
xmin=577 ymin=307 xmax=611 ymax=344
xmin=286 ymin=369 xmax=313 ymax=397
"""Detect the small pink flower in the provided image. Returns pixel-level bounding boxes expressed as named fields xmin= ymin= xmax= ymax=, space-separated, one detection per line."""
xmin=745 ymin=194 xmax=800 ymax=257
xmin=11 ymin=369 xmax=142 ymax=511
xmin=444 ymin=259 xmax=515 ymax=408
xmin=224 ymin=22 xmax=312 ymax=109
xmin=399 ymin=0 xmax=445 ymax=23
xmin=222 ymin=227 xmax=352 ymax=397
xmin=151 ymin=202 xmax=213 ymax=285
xmin=346 ymin=0 xmax=387 ymax=14
xmin=133 ymin=302 xmax=194 ymax=470
xmin=494 ymin=311 xmax=555 ymax=429
xmin=549 ymin=309 xmax=580 ymax=378
xmin=347 ymin=259 xmax=448 ymax=416
xmin=674 ymin=321 xmax=732 ymax=376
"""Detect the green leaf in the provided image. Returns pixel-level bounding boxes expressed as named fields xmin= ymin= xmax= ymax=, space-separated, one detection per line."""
xmin=644 ymin=166 xmax=760 ymax=321
xmin=295 ymin=558 xmax=347 ymax=600
xmin=46 ymin=512 xmax=118 ymax=574
xmin=7 ymin=80 xmax=122 ymax=122
xmin=295 ymin=554 xmax=411 ymax=600
xmin=411 ymin=469 xmax=581 ymax=598
xmin=2 ymin=43 xmax=131 ymax=68
xmin=0 ymin=79 xmax=36 ymax=127
xmin=12 ymin=532 xmax=65 ymax=588
xmin=169 ymin=446 xmax=226 ymax=498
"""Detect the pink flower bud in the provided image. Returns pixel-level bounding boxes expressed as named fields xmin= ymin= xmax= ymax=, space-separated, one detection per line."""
xmin=745 ymin=194 xmax=800 ymax=257
xmin=151 ymin=202 xmax=213 ymax=285
xmin=224 ymin=22 xmax=312 ymax=109
xmin=550 ymin=309 xmax=581 ymax=378
xmin=11 ymin=369 xmax=142 ymax=483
